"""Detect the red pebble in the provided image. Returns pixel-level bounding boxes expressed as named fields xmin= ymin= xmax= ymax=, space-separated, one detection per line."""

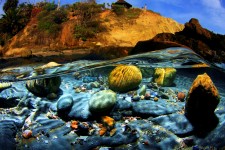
xmin=22 ymin=130 xmax=32 ymax=139
xmin=177 ymin=92 xmax=186 ymax=101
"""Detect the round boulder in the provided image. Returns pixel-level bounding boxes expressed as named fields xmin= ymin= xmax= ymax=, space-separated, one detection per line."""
xmin=57 ymin=95 xmax=73 ymax=119
xmin=89 ymin=90 xmax=117 ymax=114
xmin=108 ymin=65 xmax=142 ymax=92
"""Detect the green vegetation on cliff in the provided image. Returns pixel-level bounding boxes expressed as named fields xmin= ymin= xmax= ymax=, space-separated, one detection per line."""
xmin=0 ymin=0 xmax=32 ymax=46
xmin=37 ymin=2 xmax=68 ymax=36
xmin=71 ymin=2 xmax=105 ymax=41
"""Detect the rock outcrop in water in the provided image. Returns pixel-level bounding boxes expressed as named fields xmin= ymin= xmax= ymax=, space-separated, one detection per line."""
xmin=152 ymin=68 xmax=176 ymax=87
xmin=131 ymin=18 xmax=225 ymax=63
xmin=185 ymin=73 xmax=220 ymax=137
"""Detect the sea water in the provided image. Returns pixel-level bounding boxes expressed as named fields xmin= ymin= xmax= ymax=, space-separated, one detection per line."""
xmin=0 ymin=47 xmax=225 ymax=149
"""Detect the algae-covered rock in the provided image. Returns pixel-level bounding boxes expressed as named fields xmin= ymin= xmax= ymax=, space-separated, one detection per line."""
xmin=26 ymin=76 xmax=61 ymax=97
xmin=185 ymin=73 xmax=220 ymax=137
xmin=89 ymin=90 xmax=117 ymax=114
xmin=0 ymin=82 xmax=12 ymax=90
xmin=153 ymin=68 xmax=176 ymax=86
xmin=108 ymin=65 xmax=142 ymax=92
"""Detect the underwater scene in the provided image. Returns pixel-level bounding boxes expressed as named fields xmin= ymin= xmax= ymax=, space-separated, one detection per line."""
xmin=0 ymin=47 xmax=225 ymax=149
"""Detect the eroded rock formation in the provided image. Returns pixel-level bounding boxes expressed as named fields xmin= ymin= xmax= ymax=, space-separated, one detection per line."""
xmin=131 ymin=18 xmax=225 ymax=63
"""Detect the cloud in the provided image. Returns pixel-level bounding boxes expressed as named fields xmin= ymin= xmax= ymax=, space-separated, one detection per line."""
xmin=201 ymin=0 xmax=223 ymax=9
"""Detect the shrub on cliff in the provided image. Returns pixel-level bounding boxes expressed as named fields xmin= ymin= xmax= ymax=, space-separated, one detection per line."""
xmin=37 ymin=8 xmax=68 ymax=35
xmin=0 ymin=0 xmax=33 ymax=46
xmin=72 ymin=2 xmax=105 ymax=41
xmin=112 ymin=4 xmax=125 ymax=16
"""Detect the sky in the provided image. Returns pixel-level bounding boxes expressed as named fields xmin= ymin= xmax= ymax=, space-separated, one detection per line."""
xmin=0 ymin=0 xmax=225 ymax=34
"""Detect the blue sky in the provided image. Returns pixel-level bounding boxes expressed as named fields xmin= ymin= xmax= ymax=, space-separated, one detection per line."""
xmin=0 ymin=0 xmax=225 ymax=34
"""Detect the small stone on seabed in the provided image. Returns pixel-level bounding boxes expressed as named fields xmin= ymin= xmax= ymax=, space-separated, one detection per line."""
xmin=154 ymin=97 xmax=159 ymax=102
xmin=144 ymin=93 xmax=151 ymax=100
xmin=132 ymin=96 xmax=140 ymax=101
xmin=177 ymin=92 xmax=186 ymax=101
xmin=22 ymin=130 xmax=32 ymax=139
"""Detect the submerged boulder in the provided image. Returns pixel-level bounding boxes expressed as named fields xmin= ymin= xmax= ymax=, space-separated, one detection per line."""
xmin=89 ymin=90 xmax=117 ymax=115
xmin=185 ymin=73 xmax=220 ymax=137
xmin=153 ymin=68 xmax=176 ymax=86
xmin=26 ymin=76 xmax=61 ymax=97
xmin=108 ymin=65 xmax=142 ymax=92
xmin=57 ymin=95 xmax=73 ymax=120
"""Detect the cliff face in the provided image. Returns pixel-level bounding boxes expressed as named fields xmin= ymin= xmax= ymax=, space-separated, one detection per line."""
xmin=131 ymin=18 xmax=225 ymax=63
xmin=0 ymin=9 xmax=184 ymax=58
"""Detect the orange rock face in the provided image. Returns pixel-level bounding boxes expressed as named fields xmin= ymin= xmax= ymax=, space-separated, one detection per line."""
xmin=187 ymin=73 xmax=219 ymax=99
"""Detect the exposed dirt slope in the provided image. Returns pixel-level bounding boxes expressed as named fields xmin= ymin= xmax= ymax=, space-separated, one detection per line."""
xmin=0 ymin=9 xmax=184 ymax=58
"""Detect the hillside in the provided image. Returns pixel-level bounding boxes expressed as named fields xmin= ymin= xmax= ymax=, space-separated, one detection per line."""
xmin=0 ymin=9 xmax=184 ymax=59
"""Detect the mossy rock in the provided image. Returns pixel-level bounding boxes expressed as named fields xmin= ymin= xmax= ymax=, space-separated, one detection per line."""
xmin=108 ymin=65 xmax=142 ymax=92
xmin=153 ymin=68 xmax=176 ymax=86
xmin=89 ymin=90 xmax=117 ymax=114
xmin=26 ymin=76 xmax=61 ymax=97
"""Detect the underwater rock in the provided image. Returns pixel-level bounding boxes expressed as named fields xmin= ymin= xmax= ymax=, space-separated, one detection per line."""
xmin=153 ymin=68 xmax=176 ymax=86
xmin=108 ymin=65 xmax=142 ymax=92
xmin=151 ymin=114 xmax=193 ymax=136
xmin=89 ymin=90 xmax=117 ymax=115
xmin=35 ymin=62 xmax=62 ymax=70
xmin=185 ymin=73 xmax=220 ymax=137
xmin=68 ymin=93 xmax=92 ymax=121
xmin=0 ymin=121 xmax=17 ymax=149
xmin=26 ymin=76 xmax=61 ymax=97
xmin=57 ymin=95 xmax=73 ymax=120
xmin=132 ymin=100 xmax=184 ymax=117
xmin=0 ymin=82 xmax=12 ymax=90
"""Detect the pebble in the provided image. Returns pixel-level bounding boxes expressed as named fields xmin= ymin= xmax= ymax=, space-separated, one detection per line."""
xmin=177 ymin=92 xmax=186 ymax=101
xmin=144 ymin=93 xmax=151 ymax=100
xmin=80 ymin=87 xmax=86 ymax=92
xmin=75 ymin=88 xmax=81 ymax=93
xmin=44 ymin=140 xmax=49 ymax=144
xmin=154 ymin=97 xmax=159 ymax=102
xmin=125 ymin=97 xmax=132 ymax=103
xmin=150 ymin=92 xmax=158 ymax=98
xmin=22 ymin=130 xmax=32 ymax=139
xmin=132 ymin=96 xmax=140 ymax=101
xmin=140 ymin=95 xmax=145 ymax=100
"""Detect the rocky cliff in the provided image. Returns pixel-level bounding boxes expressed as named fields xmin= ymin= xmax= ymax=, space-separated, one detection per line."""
xmin=131 ymin=18 xmax=225 ymax=63
xmin=0 ymin=9 xmax=184 ymax=58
